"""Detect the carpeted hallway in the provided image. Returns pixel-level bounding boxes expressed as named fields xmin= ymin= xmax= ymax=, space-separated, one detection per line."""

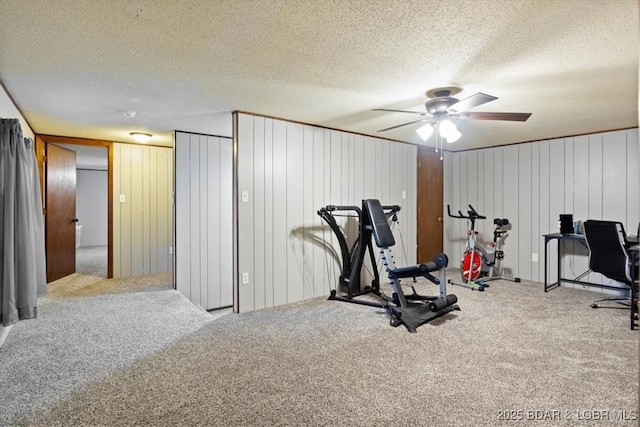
xmin=76 ymin=245 xmax=108 ymax=278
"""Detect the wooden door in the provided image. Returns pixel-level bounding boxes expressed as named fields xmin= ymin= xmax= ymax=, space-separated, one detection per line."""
xmin=417 ymin=146 xmax=443 ymax=261
xmin=46 ymin=144 xmax=77 ymax=282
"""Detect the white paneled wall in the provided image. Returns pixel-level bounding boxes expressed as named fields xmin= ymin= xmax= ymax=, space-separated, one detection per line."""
xmin=175 ymin=132 xmax=233 ymax=311
xmin=235 ymin=113 xmax=417 ymax=313
xmin=76 ymin=169 xmax=107 ymax=247
xmin=113 ymin=143 xmax=173 ymax=278
xmin=444 ymin=128 xmax=639 ymax=292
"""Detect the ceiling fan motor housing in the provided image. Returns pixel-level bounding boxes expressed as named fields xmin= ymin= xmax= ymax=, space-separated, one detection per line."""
xmin=425 ymin=97 xmax=458 ymax=115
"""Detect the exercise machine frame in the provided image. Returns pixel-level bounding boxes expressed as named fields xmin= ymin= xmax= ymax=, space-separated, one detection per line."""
xmin=318 ymin=199 xmax=459 ymax=332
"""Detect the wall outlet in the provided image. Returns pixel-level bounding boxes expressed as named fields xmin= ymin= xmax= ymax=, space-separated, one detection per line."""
xmin=242 ymin=272 xmax=249 ymax=284
xmin=169 ymin=246 xmax=173 ymax=255
xmin=401 ymin=190 xmax=406 ymax=199
xmin=531 ymin=253 xmax=538 ymax=263
xmin=119 ymin=194 xmax=126 ymax=203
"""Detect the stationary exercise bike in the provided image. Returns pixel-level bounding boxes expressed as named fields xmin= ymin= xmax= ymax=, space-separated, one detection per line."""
xmin=447 ymin=204 xmax=520 ymax=291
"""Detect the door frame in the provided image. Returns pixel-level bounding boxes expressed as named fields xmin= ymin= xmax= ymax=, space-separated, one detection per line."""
xmin=36 ymin=135 xmax=114 ymax=279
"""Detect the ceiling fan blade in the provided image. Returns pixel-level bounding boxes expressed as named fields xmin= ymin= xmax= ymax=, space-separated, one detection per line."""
xmin=457 ymin=112 xmax=532 ymax=121
xmin=448 ymin=92 xmax=497 ymax=113
xmin=372 ymin=108 xmax=427 ymax=115
xmin=377 ymin=118 xmax=430 ymax=132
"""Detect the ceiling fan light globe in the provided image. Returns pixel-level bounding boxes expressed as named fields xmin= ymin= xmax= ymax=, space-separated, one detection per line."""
xmin=445 ymin=129 xmax=461 ymax=143
xmin=416 ymin=123 xmax=434 ymax=141
xmin=439 ymin=119 xmax=457 ymax=137
xmin=439 ymin=119 xmax=461 ymax=143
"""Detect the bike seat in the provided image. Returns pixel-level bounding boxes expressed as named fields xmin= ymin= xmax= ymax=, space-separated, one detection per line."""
xmin=494 ymin=218 xmax=509 ymax=227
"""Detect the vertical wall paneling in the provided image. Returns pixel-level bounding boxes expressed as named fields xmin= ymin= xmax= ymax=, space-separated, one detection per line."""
xmin=482 ymin=151 xmax=494 ymax=252
xmin=219 ymin=138 xmax=233 ymax=308
xmin=188 ymin=137 xmax=201 ymax=302
xmin=118 ymin=144 xmax=132 ymax=276
xmin=312 ymin=127 xmax=326 ymax=297
xmin=149 ymin=149 xmax=159 ymax=273
xmin=272 ymin=120 xmax=288 ymax=307
xmin=112 ymin=146 xmax=122 ymax=277
xmin=130 ymin=146 xmax=144 ymax=276
xmin=467 ymin=151 xmax=479 ymax=225
xmin=626 ymin=128 xmax=640 ymax=230
xmin=587 ymin=134 xmax=604 ymax=286
xmin=174 ymin=132 xmax=232 ymax=310
xmin=602 ymin=131 xmax=627 ymax=222
xmin=538 ymin=141 xmax=550 ymax=282
xmin=517 ymin=144 xmax=532 ymax=280
xmin=572 ymin=136 xmax=591 ymax=284
xmin=444 ymin=128 xmax=640 ymax=290
xmin=548 ymin=140 xmax=565 ymax=282
xmin=113 ymin=143 xmax=173 ymax=279
xmin=141 ymin=147 xmax=151 ymax=274
xmin=263 ymin=118 xmax=275 ymax=308
xmin=302 ymin=125 xmax=315 ymax=300
xmin=449 ymin=152 xmax=462 ymax=264
xmin=253 ymin=117 xmax=266 ymax=310
xmin=459 ymin=152 xmax=469 ymax=263
xmin=493 ymin=148 xmax=504 ymax=217
xmin=175 ymin=138 xmax=191 ymax=300
xmin=600 ymin=130 xmax=628 ymax=291
xmin=502 ymin=145 xmax=519 ymax=277
xmin=286 ymin=122 xmax=304 ymax=303
xmin=443 ymin=152 xmax=454 ymax=261
xmin=530 ymin=142 xmax=541 ymax=282
xmin=161 ymin=148 xmax=173 ymax=272
xmin=588 ymin=134 xmax=604 ymax=219
xmin=236 ymin=113 xmax=417 ymax=313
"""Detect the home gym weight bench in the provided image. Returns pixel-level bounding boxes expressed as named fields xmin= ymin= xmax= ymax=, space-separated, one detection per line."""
xmin=317 ymin=199 xmax=459 ymax=332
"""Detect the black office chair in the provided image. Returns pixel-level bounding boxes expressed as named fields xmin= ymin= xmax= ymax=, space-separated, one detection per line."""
xmin=582 ymin=220 xmax=638 ymax=330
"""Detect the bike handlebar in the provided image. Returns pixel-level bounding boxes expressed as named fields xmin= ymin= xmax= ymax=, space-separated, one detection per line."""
xmin=447 ymin=204 xmax=486 ymax=220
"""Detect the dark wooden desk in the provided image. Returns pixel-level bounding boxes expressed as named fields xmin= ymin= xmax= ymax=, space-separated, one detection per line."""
xmin=543 ymin=233 xmax=639 ymax=292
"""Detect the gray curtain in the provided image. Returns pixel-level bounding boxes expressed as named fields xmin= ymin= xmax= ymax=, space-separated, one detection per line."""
xmin=0 ymin=118 xmax=46 ymax=327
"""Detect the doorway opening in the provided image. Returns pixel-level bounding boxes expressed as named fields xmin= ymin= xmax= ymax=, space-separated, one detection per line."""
xmin=37 ymin=135 xmax=113 ymax=282
xmin=57 ymin=143 xmax=108 ymax=278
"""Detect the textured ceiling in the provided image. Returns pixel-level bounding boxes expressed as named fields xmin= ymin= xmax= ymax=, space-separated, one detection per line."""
xmin=0 ymin=0 xmax=637 ymax=151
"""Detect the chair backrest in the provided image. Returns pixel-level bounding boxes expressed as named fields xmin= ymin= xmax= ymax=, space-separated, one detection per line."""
xmin=582 ymin=220 xmax=631 ymax=284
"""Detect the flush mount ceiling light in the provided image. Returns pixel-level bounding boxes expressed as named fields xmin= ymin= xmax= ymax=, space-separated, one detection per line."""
xmin=130 ymin=132 xmax=152 ymax=143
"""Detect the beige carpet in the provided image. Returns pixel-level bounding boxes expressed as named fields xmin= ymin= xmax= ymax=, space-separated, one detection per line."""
xmin=20 ymin=276 xmax=638 ymax=427
xmin=45 ymin=271 xmax=173 ymax=299
xmin=0 ymin=271 xmax=204 ymax=426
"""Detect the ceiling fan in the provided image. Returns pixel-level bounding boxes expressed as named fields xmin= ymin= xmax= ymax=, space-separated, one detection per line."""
xmin=373 ymin=88 xmax=532 ymax=146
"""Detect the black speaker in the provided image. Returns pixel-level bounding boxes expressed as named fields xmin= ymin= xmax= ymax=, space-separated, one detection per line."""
xmin=559 ymin=214 xmax=573 ymax=235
